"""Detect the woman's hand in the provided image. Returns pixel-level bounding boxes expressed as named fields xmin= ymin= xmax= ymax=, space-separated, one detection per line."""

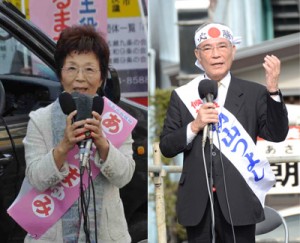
xmin=53 ymin=110 xmax=89 ymax=168
xmin=61 ymin=110 xmax=88 ymax=151
xmin=84 ymin=111 xmax=109 ymax=160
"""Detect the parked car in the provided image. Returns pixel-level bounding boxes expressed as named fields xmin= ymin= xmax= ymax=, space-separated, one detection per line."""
xmin=0 ymin=1 xmax=147 ymax=242
xmin=256 ymin=205 xmax=300 ymax=243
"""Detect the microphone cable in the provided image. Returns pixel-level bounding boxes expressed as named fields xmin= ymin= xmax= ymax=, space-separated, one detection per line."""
xmin=87 ymin=158 xmax=98 ymax=243
xmin=79 ymin=165 xmax=91 ymax=243
xmin=90 ymin=166 xmax=98 ymax=243
xmin=215 ymin=124 xmax=236 ymax=243
xmin=79 ymin=152 xmax=98 ymax=243
xmin=202 ymin=129 xmax=216 ymax=243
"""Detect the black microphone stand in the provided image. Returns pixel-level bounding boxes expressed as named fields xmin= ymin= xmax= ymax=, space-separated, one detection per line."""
xmin=202 ymin=124 xmax=216 ymax=243
xmin=208 ymin=124 xmax=216 ymax=243
xmin=208 ymin=124 xmax=214 ymax=197
xmin=79 ymin=154 xmax=91 ymax=243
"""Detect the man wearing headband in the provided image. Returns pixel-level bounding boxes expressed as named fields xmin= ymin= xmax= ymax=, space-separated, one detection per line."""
xmin=160 ymin=23 xmax=288 ymax=242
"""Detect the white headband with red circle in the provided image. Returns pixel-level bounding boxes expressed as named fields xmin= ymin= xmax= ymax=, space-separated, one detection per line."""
xmin=194 ymin=23 xmax=241 ymax=47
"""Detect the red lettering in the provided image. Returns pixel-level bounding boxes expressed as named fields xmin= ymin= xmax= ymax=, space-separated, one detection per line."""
xmin=102 ymin=113 xmax=121 ymax=133
xmin=33 ymin=195 xmax=52 ymax=216
xmin=62 ymin=167 xmax=80 ymax=187
xmin=52 ymin=0 xmax=71 ymax=40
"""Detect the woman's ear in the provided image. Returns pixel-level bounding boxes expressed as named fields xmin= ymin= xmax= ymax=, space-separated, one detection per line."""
xmin=97 ymin=80 xmax=106 ymax=97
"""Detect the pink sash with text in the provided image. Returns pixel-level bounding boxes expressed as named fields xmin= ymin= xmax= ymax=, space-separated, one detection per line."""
xmin=7 ymin=97 xmax=138 ymax=239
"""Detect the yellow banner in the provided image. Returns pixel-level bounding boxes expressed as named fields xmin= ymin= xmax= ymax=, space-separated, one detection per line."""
xmin=7 ymin=0 xmax=30 ymax=19
xmin=108 ymin=0 xmax=140 ymax=18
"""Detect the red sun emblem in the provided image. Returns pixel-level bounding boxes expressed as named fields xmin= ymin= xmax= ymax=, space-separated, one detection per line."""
xmin=208 ymin=27 xmax=221 ymax=38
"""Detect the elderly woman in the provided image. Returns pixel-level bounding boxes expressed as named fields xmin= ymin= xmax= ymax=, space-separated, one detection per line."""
xmin=23 ymin=25 xmax=135 ymax=242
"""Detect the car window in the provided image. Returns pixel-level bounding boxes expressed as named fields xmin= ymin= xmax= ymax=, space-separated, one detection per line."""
xmin=0 ymin=27 xmax=58 ymax=81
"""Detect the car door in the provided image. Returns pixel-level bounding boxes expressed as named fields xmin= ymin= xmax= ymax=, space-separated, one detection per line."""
xmin=0 ymin=10 xmax=61 ymax=241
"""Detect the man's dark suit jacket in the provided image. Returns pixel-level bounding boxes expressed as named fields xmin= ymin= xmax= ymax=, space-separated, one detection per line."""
xmin=159 ymin=75 xmax=289 ymax=227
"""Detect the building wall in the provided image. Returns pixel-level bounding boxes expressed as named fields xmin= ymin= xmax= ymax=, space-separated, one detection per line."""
xmin=232 ymin=57 xmax=300 ymax=96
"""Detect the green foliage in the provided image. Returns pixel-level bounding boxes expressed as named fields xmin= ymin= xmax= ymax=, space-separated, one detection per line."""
xmin=149 ymin=88 xmax=173 ymax=141
xmin=149 ymin=88 xmax=187 ymax=242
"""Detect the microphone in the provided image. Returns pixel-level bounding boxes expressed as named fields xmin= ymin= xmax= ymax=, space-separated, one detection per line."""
xmin=59 ymin=92 xmax=86 ymax=164
xmin=59 ymin=92 xmax=76 ymax=116
xmin=71 ymin=92 xmax=94 ymax=168
xmin=71 ymin=91 xmax=93 ymax=123
xmin=59 ymin=92 xmax=87 ymax=152
xmin=92 ymin=96 xmax=104 ymax=115
xmin=59 ymin=92 xmax=101 ymax=168
xmin=198 ymin=79 xmax=218 ymax=146
xmin=81 ymin=96 xmax=104 ymax=168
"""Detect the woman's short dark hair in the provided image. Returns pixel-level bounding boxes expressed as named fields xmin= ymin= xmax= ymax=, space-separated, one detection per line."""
xmin=54 ymin=25 xmax=110 ymax=82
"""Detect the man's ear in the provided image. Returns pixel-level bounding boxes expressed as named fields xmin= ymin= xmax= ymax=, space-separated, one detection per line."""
xmin=231 ymin=45 xmax=237 ymax=60
xmin=194 ymin=49 xmax=203 ymax=67
xmin=194 ymin=48 xmax=201 ymax=61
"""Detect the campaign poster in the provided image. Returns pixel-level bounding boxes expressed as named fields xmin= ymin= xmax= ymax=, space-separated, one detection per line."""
xmin=28 ymin=0 xmax=147 ymax=98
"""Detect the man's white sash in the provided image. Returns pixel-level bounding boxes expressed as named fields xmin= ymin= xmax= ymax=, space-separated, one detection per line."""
xmin=175 ymin=77 xmax=275 ymax=206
